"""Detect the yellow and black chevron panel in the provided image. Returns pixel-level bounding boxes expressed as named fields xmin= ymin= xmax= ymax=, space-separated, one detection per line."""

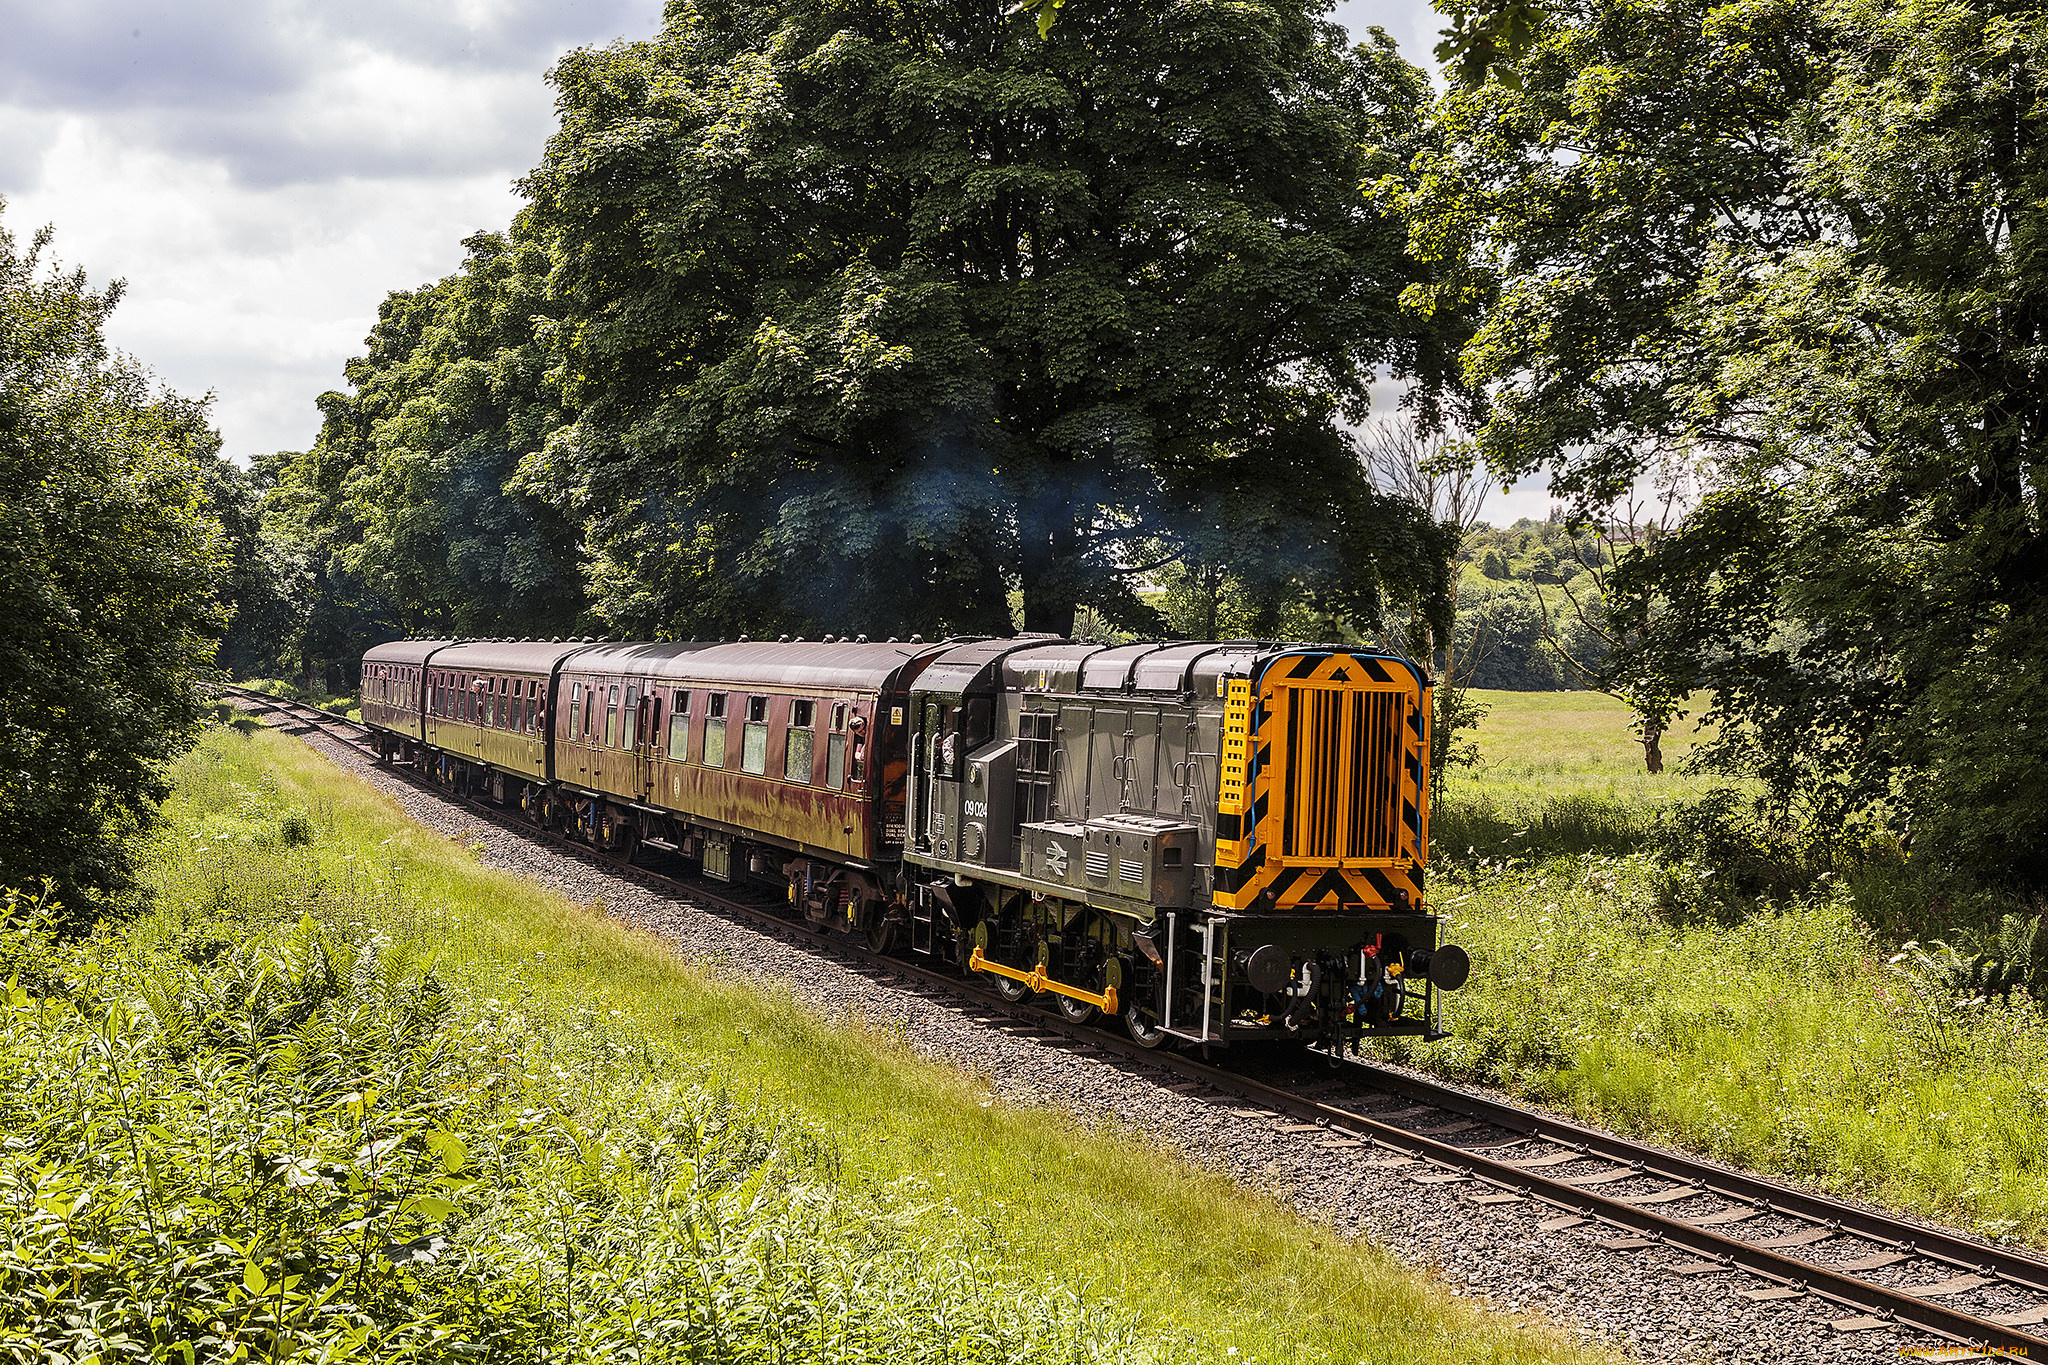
xmin=1212 ymin=651 xmax=1429 ymax=912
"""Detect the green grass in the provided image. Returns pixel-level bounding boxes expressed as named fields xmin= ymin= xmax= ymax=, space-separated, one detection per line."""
xmin=1433 ymin=691 xmax=1717 ymax=861
xmin=1407 ymin=691 xmax=2048 ymax=1241
xmin=121 ymin=724 xmax=1621 ymax=1365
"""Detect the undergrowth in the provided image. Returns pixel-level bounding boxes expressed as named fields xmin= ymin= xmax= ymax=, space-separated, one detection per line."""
xmin=0 ymin=891 xmax=1158 ymax=1363
xmin=1409 ymin=692 xmax=2048 ymax=1241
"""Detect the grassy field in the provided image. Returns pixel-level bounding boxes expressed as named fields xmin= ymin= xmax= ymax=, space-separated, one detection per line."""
xmin=1402 ymin=690 xmax=2048 ymax=1242
xmin=82 ymin=723 xmax=1623 ymax=1365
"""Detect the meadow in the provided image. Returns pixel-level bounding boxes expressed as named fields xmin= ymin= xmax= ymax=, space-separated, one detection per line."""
xmin=0 ymin=721 xmax=1619 ymax=1365
xmin=1393 ymin=690 xmax=2048 ymax=1241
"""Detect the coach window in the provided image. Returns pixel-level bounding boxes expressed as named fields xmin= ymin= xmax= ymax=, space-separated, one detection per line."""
xmin=667 ymin=690 xmax=690 ymax=762
xmin=568 ymin=683 xmax=583 ymax=739
xmin=825 ymin=703 xmax=848 ymax=789
xmin=601 ymin=685 xmax=616 ymax=746
xmin=849 ymin=714 xmax=868 ymax=786
xmin=741 ymin=696 xmax=770 ymax=775
xmin=623 ymin=684 xmax=641 ymax=749
xmin=704 ymin=693 xmax=728 ymax=768
xmin=524 ymin=684 xmax=538 ymax=734
xmin=785 ymin=699 xmax=814 ymax=783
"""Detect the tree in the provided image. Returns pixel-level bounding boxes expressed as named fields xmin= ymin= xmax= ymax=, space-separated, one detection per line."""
xmin=311 ymin=220 xmax=585 ymax=640
xmin=1362 ymin=417 xmax=1491 ymax=796
xmin=1397 ymin=0 xmax=2048 ymax=885
xmin=203 ymin=455 xmax=311 ymax=679
xmin=1530 ymin=469 xmax=1692 ymax=773
xmin=519 ymin=0 xmax=1458 ymax=641
xmin=0 ymin=207 xmax=226 ymax=915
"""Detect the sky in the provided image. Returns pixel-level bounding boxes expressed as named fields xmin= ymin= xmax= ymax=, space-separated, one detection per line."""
xmin=0 ymin=0 xmax=1552 ymax=523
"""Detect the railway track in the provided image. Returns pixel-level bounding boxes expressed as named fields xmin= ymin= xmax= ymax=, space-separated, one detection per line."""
xmin=219 ymin=684 xmax=2048 ymax=1357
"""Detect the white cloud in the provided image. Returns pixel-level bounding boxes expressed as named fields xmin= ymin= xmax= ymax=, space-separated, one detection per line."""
xmin=0 ymin=0 xmax=1440 ymax=461
xmin=0 ymin=0 xmax=663 ymax=458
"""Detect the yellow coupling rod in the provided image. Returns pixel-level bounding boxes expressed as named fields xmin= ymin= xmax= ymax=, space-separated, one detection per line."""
xmin=968 ymin=946 xmax=1119 ymax=1016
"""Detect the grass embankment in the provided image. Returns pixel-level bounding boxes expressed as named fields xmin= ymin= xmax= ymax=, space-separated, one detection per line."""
xmin=0 ymin=722 xmax=1621 ymax=1364
xmin=1402 ymin=691 xmax=2048 ymax=1241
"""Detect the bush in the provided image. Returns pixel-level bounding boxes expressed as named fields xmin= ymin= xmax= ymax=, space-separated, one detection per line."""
xmin=0 ymin=906 xmax=1168 ymax=1363
xmin=0 ymin=211 xmax=227 ymax=920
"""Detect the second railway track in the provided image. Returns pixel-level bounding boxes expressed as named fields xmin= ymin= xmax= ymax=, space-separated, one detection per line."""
xmin=220 ymin=684 xmax=2048 ymax=1358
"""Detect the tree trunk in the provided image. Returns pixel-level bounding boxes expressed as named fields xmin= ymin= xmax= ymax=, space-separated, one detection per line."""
xmin=1641 ymin=726 xmax=1664 ymax=775
xmin=1019 ymin=504 xmax=1079 ymax=637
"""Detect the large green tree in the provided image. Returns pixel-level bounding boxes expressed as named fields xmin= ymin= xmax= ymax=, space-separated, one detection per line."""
xmin=0 ymin=208 xmax=226 ymax=914
xmin=520 ymin=0 xmax=1458 ymax=640
xmin=310 ymin=220 xmax=584 ymax=640
xmin=1399 ymin=0 xmax=2048 ymax=883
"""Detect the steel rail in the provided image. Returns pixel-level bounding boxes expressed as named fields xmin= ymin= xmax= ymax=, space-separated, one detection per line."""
xmin=219 ymin=687 xmax=2048 ymax=1354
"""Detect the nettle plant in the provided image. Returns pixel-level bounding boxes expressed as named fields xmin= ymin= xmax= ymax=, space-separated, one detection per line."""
xmin=0 ymin=897 xmax=1153 ymax=1364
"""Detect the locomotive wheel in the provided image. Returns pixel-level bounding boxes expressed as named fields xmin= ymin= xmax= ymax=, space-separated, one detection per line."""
xmin=863 ymin=911 xmax=897 ymax=954
xmin=1055 ymin=990 xmax=1098 ymax=1025
xmin=991 ymin=971 xmax=1029 ymax=1002
xmin=1124 ymin=998 xmax=1168 ymax=1049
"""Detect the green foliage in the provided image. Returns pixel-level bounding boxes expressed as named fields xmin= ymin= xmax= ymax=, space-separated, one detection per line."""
xmin=516 ymin=0 xmax=1457 ymax=641
xmin=1391 ymin=851 xmax=2048 ymax=1239
xmin=147 ymin=725 xmax=1617 ymax=1365
xmin=1445 ymin=521 xmax=1602 ymax=691
xmin=203 ymin=455 xmax=313 ymax=679
xmin=1418 ymin=692 xmax=2048 ymax=1238
xmin=0 ymin=205 xmax=228 ymax=917
xmin=0 ymin=899 xmax=1182 ymax=1362
xmin=1394 ymin=0 xmax=2048 ymax=888
xmin=309 ymin=222 xmax=586 ymax=641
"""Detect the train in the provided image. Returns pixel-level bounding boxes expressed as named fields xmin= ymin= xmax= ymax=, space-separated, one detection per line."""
xmin=359 ymin=634 xmax=1469 ymax=1051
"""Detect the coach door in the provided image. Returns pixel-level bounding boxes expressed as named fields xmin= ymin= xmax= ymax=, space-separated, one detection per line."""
xmin=634 ymin=690 xmax=660 ymax=799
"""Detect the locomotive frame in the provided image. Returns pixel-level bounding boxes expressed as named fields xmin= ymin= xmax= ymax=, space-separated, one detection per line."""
xmin=361 ymin=633 xmax=1469 ymax=1053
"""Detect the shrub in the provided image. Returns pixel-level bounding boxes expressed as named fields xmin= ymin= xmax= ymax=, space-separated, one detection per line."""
xmin=0 ymin=910 xmax=1167 ymax=1363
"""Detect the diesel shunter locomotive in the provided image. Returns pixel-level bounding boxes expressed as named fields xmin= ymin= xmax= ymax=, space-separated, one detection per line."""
xmin=360 ymin=635 xmax=1469 ymax=1050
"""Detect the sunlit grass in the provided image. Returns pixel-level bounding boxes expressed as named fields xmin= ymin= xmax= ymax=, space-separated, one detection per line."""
xmin=1404 ymin=692 xmax=2048 ymax=1242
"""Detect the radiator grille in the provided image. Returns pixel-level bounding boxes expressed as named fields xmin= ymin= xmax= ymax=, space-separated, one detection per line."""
xmin=1279 ymin=686 xmax=1403 ymax=862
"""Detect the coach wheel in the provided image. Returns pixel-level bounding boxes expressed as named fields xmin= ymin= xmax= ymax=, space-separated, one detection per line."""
xmin=610 ymin=823 xmax=640 ymax=867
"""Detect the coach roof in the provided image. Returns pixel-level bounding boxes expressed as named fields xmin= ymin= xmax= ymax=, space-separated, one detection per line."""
xmin=425 ymin=640 xmax=602 ymax=675
xmin=564 ymin=639 xmax=947 ymax=693
xmin=363 ymin=639 xmax=457 ymax=667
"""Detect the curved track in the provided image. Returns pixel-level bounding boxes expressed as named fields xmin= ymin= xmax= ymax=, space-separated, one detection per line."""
xmin=218 ymin=685 xmax=2048 ymax=1357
